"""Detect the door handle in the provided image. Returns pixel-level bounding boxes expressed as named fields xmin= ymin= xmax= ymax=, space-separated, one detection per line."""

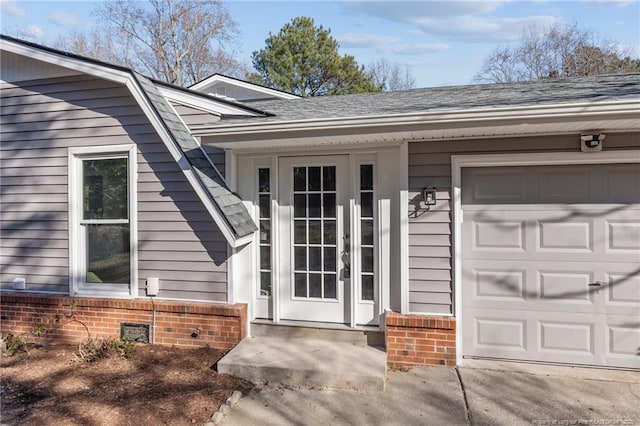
xmin=588 ymin=282 xmax=604 ymax=287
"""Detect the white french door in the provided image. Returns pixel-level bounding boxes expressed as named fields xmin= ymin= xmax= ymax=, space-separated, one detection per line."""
xmin=278 ymin=156 xmax=350 ymax=323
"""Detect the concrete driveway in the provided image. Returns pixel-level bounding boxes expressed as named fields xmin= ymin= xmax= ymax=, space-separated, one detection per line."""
xmin=221 ymin=361 xmax=640 ymax=426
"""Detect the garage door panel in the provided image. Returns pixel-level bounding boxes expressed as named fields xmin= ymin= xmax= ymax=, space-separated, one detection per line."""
xmin=462 ymin=163 xmax=640 ymax=369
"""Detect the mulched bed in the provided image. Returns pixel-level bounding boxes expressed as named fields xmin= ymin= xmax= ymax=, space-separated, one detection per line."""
xmin=0 ymin=343 xmax=253 ymax=425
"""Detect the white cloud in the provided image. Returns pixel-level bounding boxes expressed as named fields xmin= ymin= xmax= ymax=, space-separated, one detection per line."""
xmin=18 ymin=25 xmax=44 ymax=39
xmin=338 ymin=33 xmax=449 ymax=55
xmin=49 ymin=11 xmax=79 ymax=27
xmin=342 ymin=1 xmax=509 ymax=20
xmin=414 ymin=15 xmax=558 ymax=42
xmin=0 ymin=0 xmax=25 ymax=17
xmin=582 ymin=0 xmax=637 ymax=7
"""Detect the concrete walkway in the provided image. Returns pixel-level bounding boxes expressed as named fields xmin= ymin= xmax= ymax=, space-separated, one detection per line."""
xmin=222 ymin=361 xmax=640 ymax=426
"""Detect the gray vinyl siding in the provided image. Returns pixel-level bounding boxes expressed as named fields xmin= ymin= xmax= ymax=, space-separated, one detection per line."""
xmin=1 ymin=75 xmax=228 ymax=302
xmin=407 ymin=132 xmax=640 ymax=314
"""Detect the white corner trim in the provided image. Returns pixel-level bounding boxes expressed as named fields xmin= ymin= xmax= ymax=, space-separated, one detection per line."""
xmin=399 ymin=141 xmax=409 ymax=314
xmin=451 ymin=149 xmax=640 ymax=366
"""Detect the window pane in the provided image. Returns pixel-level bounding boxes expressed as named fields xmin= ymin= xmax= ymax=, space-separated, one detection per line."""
xmin=324 ymin=274 xmax=337 ymax=299
xmin=308 ymin=194 xmax=321 ymax=217
xmin=361 ymin=275 xmax=374 ymax=301
xmin=294 ymin=220 xmax=306 ymax=244
xmin=309 ymin=247 xmax=322 ymax=271
xmin=294 ymin=194 xmax=306 ymax=218
xmin=294 ymin=247 xmax=307 ymax=270
xmin=260 ymin=245 xmax=271 ymax=270
xmin=360 ymin=164 xmax=373 ymax=191
xmin=324 ymin=247 xmax=336 ymax=272
xmin=295 ymin=273 xmax=307 ymax=297
xmin=361 ymin=220 xmax=374 ymax=246
xmin=308 ymin=167 xmax=321 ymax=191
xmin=83 ymin=158 xmax=128 ymax=220
xmin=323 ymin=193 xmax=336 ymax=218
xmin=324 ymin=221 xmax=336 ymax=245
xmin=308 ymin=220 xmax=322 ymax=244
xmin=323 ymin=166 xmax=336 ymax=191
xmin=260 ymin=220 xmax=271 ymax=243
xmin=258 ymin=168 xmax=270 ymax=193
xmin=294 ymin=167 xmax=306 ymax=192
xmin=259 ymin=194 xmax=271 ymax=218
xmin=362 ymin=247 xmax=374 ymax=273
xmin=309 ymin=273 xmax=322 ymax=298
xmin=361 ymin=192 xmax=373 ymax=218
xmin=260 ymin=272 xmax=271 ymax=296
xmin=86 ymin=224 xmax=130 ymax=284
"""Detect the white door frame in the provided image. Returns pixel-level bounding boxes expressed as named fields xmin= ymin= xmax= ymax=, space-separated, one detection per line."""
xmin=451 ymin=149 xmax=640 ymax=366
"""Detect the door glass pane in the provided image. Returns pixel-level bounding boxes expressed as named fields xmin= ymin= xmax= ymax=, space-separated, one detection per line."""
xmin=259 ymin=194 xmax=271 ymax=218
xmin=360 ymin=164 xmax=373 ymax=190
xmin=323 ymin=193 xmax=336 ymax=218
xmin=324 ymin=221 xmax=336 ymax=245
xmin=259 ymin=168 xmax=270 ymax=193
xmin=86 ymin=224 xmax=129 ymax=283
xmin=308 ymin=220 xmax=322 ymax=244
xmin=260 ymin=246 xmax=271 ymax=270
xmin=309 ymin=247 xmax=322 ymax=271
xmin=324 ymin=247 xmax=336 ymax=272
xmin=295 ymin=273 xmax=307 ymax=297
xmin=309 ymin=273 xmax=322 ymax=298
xmin=323 ymin=166 xmax=336 ymax=191
xmin=361 ymin=220 xmax=374 ymax=246
xmin=294 ymin=220 xmax=306 ymax=244
xmin=361 ymin=275 xmax=374 ymax=301
xmin=260 ymin=220 xmax=271 ymax=243
xmin=294 ymin=247 xmax=307 ymax=270
xmin=308 ymin=167 xmax=321 ymax=191
xmin=361 ymin=192 xmax=373 ymax=218
xmin=260 ymin=272 xmax=271 ymax=296
xmin=362 ymin=247 xmax=374 ymax=273
xmin=324 ymin=274 xmax=337 ymax=299
xmin=294 ymin=194 xmax=306 ymax=217
xmin=308 ymin=194 xmax=321 ymax=217
xmin=83 ymin=158 xmax=128 ymax=220
xmin=294 ymin=167 xmax=306 ymax=191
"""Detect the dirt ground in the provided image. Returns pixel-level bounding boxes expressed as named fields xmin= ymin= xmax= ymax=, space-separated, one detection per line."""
xmin=0 ymin=343 xmax=253 ymax=426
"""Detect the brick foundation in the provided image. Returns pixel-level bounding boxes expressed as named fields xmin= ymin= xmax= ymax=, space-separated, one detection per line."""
xmin=385 ymin=312 xmax=456 ymax=368
xmin=0 ymin=293 xmax=247 ymax=350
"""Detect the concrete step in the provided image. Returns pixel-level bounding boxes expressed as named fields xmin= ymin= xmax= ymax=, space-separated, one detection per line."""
xmin=251 ymin=321 xmax=386 ymax=347
xmin=217 ymin=336 xmax=387 ymax=392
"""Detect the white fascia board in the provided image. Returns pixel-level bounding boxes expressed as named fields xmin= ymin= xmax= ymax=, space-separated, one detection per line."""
xmin=192 ymin=99 xmax=640 ymax=137
xmin=191 ymin=74 xmax=300 ymax=99
xmin=3 ymin=38 xmax=247 ymax=248
xmin=158 ymin=85 xmax=260 ymax=117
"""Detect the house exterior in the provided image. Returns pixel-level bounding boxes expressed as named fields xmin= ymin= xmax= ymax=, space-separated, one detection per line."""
xmin=1 ymin=35 xmax=639 ymax=369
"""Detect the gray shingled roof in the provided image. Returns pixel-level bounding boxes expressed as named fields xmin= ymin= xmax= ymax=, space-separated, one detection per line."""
xmin=134 ymin=73 xmax=257 ymax=238
xmin=209 ymin=73 xmax=640 ymax=126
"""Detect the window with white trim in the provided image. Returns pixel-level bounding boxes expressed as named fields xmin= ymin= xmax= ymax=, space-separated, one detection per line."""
xmin=69 ymin=145 xmax=136 ymax=296
xmin=258 ymin=167 xmax=272 ymax=297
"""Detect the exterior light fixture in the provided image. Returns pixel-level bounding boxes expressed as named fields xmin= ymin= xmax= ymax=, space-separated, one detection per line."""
xmin=422 ymin=186 xmax=437 ymax=208
xmin=580 ymin=133 xmax=605 ymax=152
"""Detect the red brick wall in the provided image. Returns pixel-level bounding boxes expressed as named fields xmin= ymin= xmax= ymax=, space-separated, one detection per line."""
xmin=385 ymin=312 xmax=456 ymax=368
xmin=0 ymin=294 xmax=247 ymax=350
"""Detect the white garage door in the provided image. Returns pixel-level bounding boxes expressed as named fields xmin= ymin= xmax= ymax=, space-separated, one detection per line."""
xmin=461 ymin=163 xmax=640 ymax=369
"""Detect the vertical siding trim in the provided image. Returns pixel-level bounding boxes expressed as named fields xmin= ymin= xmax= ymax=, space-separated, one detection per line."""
xmin=400 ymin=141 xmax=409 ymax=314
xmin=225 ymin=150 xmax=236 ymax=191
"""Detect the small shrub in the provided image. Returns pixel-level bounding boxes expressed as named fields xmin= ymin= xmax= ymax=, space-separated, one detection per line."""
xmin=74 ymin=337 xmax=135 ymax=362
xmin=2 ymin=333 xmax=27 ymax=355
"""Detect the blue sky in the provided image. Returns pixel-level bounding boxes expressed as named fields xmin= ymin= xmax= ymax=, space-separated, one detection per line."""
xmin=1 ymin=0 xmax=639 ymax=88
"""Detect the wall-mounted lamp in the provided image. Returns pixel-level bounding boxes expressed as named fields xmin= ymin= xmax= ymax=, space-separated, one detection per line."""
xmin=580 ymin=133 xmax=605 ymax=152
xmin=422 ymin=186 xmax=437 ymax=209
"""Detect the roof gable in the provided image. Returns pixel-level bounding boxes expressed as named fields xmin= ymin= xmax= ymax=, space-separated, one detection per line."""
xmin=190 ymin=73 xmax=300 ymax=102
xmin=1 ymin=34 xmax=256 ymax=246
